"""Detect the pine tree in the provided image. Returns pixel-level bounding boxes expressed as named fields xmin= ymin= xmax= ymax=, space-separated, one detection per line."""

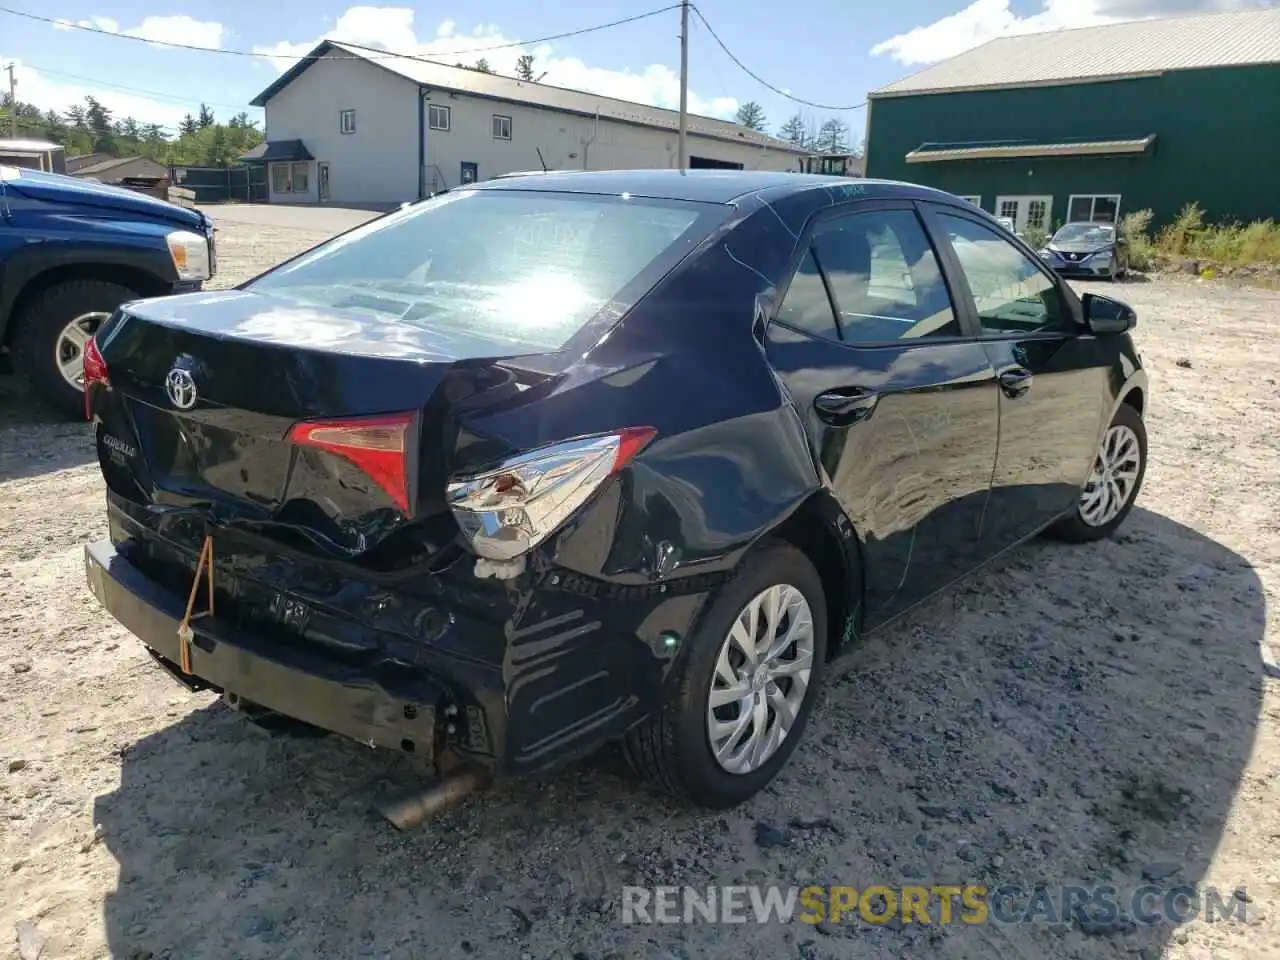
xmin=515 ymin=54 xmax=536 ymax=81
xmin=734 ymin=101 xmax=767 ymax=131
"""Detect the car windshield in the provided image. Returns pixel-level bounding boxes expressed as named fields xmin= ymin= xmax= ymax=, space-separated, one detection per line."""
xmin=246 ymin=189 xmax=721 ymax=352
xmin=1053 ymin=222 xmax=1115 ymax=244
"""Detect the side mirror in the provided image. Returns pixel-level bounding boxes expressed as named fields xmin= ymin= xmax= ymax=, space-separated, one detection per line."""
xmin=1082 ymin=292 xmax=1137 ymax=334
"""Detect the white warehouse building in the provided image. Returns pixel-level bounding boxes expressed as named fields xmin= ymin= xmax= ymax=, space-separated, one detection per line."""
xmin=244 ymin=40 xmax=810 ymax=205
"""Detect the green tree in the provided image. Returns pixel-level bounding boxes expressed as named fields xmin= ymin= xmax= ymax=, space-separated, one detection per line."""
xmin=515 ymin=54 xmax=536 ymax=81
xmin=777 ymin=113 xmax=807 ymax=148
xmin=473 ymin=58 xmax=492 ymax=73
xmin=83 ymin=96 xmax=116 ymax=153
xmin=197 ymin=103 xmax=215 ymax=129
xmin=813 ymin=117 xmax=850 ymax=154
xmin=179 ymin=114 xmax=198 ymax=137
xmin=735 ymin=101 xmax=767 ymax=131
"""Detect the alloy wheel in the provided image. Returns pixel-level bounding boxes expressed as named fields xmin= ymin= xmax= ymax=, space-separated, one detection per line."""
xmin=706 ymin=584 xmax=815 ymax=774
xmin=54 ymin=312 xmax=110 ymax=390
xmin=1080 ymin=423 xmax=1142 ymax=527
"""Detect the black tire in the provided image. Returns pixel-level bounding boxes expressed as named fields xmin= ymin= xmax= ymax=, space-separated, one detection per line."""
xmin=623 ymin=540 xmax=828 ymax=809
xmin=1048 ymin=402 xmax=1147 ymax=543
xmin=9 ymin=279 xmax=140 ymax=419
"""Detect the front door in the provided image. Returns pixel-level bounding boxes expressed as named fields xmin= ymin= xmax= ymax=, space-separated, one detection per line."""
xmin=460 ymin=162 xmax=478 ymax=185
xmin=317 ymin=162 xmax=330 ymax=202
xmin=995 ymin=195 xmax=1052 ymax=236
xmin=765 ymin=201 xmax=1001 ymax=627
xmin=921 ymin=203 xmax=1108 ymax=551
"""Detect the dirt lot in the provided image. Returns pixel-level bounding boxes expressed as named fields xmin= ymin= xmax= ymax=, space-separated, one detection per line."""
xmin=2 ymin=208 xmax=1279 ymax=960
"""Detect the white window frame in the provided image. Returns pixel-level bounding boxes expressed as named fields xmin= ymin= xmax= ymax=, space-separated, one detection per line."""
xmin=428 ymin=104 xmax=451 ymax=132
xmin=492 ymin=114 xmax=512 ymax=140
xmin=995 ymin=194 xmax=1053 ymax=235
xmin=1067 ymin=193 xmax=1122 ymax=224
xmin=270 ymin=161 xmax=311 ymax=195
xmin=339 ymin=109 xmax=356 ymax=135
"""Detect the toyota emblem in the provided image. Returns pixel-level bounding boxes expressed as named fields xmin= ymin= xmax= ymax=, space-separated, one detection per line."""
xmin=165 ymin=367 xmax=198 ymax=410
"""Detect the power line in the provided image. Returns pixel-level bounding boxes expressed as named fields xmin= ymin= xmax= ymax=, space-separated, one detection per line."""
xmin=0 ymin=4 xmax=681 ymax=62
xmin=19 ymin=63 xmax=253 ymax=113
xmin=690 ymin=5 xmax=867 ymax=113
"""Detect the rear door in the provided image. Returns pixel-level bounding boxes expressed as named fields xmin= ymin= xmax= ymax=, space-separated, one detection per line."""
xmin=765 ymin=201 xmax=1000 ymax=627
xmin=920 ymin=203 xmax=1108 ymax=551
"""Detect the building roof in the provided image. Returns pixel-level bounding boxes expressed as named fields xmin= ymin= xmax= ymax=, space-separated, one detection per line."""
xmin=251 ymin=40 xmax=807 ymax=154
xmin=240 ymin=139 xmax=315 ymax=163
xmin=904 ymin=134 xmax=1156 ymax=164
xmin=72 ymin=155 xmax=168 ymax=179
xmin=0 ymin=138 xmax=63 ymax=152
xmin=871 ymin=7 xmax=1280 ymax=98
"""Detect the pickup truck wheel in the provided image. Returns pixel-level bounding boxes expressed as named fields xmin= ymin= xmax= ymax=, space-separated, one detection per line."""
xmin=623 ymin=541 xmax=828 ymax=809
xmin=11 ymin=279 xmax=139 ymax=418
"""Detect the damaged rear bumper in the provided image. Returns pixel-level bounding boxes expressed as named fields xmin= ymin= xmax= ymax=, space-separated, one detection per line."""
xmin=85 ymin=539 xmax=445 ymax=761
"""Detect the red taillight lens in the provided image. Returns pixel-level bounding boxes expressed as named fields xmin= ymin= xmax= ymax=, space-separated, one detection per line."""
xmin=83 ymin=336 xmax=109 ymax=421
xmin=287 ymin=412 xmax=415 ymax=512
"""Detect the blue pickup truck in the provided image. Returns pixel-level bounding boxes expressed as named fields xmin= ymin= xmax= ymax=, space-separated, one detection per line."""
xmin=0 ymin=163 xmax=216 ymax=417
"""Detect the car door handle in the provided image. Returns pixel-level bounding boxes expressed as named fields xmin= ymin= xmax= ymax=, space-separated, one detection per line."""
xmin=997 ymin=367 xmax=1034 ymax=398
xmin=814 ymin=387 xmax=880 ymax=425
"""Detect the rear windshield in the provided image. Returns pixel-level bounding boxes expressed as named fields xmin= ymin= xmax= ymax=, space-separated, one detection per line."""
xmin=245 ymin=189 xmax=723 ymax=352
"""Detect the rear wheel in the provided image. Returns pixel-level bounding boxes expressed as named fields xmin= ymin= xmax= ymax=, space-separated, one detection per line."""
xmin=10 ymin=279 xmax=140 ymax=418
xmin=1048 ymin=403 xmax=1147 ymax=543
xmin=623 ymin=541 xmax=828 ymax=808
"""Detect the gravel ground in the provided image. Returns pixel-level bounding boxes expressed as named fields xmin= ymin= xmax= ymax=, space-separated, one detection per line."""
xmin=2 ymin=207 xmax=1279 ymax=960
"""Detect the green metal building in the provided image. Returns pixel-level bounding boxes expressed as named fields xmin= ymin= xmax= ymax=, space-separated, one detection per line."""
xmin=864 ymin=8 xmax=1280 ymax=235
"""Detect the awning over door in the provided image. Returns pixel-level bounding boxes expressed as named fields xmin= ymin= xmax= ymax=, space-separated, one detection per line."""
xmin=239 ymin=139 xmax=315 ymax=163
xmin=904 ymin=135 xmax=1156 ymax=164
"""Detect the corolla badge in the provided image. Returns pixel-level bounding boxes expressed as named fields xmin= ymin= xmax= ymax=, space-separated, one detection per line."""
xmin=165 ymin=366 xmax=199 ymax=410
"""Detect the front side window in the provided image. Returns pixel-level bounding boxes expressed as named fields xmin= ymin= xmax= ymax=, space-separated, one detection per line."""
xmin=810 ymin=209 xmax=959 ymax=343
xmin=939 ymin=213 xmax=1068 ymax=335
xmin=493 ymin=115 xmax=512 ymax=140
xmin=429 ymin=104 xmax=451 ymax=131
xmin=246 ymin=191 xmax=723 ymax=353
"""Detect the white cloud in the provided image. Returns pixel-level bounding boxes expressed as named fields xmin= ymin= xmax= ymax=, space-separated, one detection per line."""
xmin=53 ymin=14 xmax=225 ymax=49
xmin=1 ymin=57 xmax=192 ymax=130
xmin=253 ymin=6 xmax=740 ymax=118
xmin=870 ymin=0 xmax=1264 ymax=65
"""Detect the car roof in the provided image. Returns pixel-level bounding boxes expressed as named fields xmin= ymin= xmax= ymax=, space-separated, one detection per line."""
xmin=471 ymin=169 xmax=963 ymax=205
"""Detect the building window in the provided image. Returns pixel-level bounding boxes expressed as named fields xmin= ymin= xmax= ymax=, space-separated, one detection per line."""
xmin=492 ymin=114 xmax=512 ymax=140
xmin=339 ymin=109 xmax=356 ymax=135
xmin=956 ymin=195 xmax=981 ymax=207
xmin=428 ymin=104 xmax=451 ymax=131
xmin=271 ymin=161 xmax=311 ymax=195
xmin=1068 ymin=194 xmax=1121 ymax=223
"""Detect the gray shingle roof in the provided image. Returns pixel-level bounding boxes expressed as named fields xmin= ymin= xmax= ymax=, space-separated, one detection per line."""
xmin=871 ymin=7 xmax=1280 ymax=97
xmin=251 ymin=40 xmax=808 ymax=153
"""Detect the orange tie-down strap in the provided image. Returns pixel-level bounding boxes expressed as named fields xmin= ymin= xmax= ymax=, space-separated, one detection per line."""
xmin=176 ymin=534 xmax=215 ymax=674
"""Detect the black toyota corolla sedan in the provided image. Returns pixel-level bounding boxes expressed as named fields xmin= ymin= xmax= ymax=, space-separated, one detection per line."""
xmin=83 ymin=171 xmax=1148 ymax=810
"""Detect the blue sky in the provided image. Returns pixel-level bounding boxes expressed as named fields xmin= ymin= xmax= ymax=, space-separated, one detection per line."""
xmin=1 ymin=0 xmax=1270 ymax=140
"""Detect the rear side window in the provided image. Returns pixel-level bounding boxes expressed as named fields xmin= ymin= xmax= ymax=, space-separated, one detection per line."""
xmin=247 ymin=190 xmax=720 ymax=352
xmin=775 ymin=250 xmax=840 ymax=341
xmin=812 ymin=210 xmax=959 ymax=343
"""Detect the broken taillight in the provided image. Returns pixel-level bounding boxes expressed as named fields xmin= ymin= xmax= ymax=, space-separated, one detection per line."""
xmin=287 ymin=412 xmax=415 ymax=513
xmin=446 ymin=427 xmax=657 ymax=562
xmin=83 ymin=336 xmax=109 ymax=421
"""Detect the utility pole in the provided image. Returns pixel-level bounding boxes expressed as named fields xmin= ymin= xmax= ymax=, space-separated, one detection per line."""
xmin=5 ymin=63 xmax=16 ymax=138
xmin=677 ymin=0 xmax=689 ymax=171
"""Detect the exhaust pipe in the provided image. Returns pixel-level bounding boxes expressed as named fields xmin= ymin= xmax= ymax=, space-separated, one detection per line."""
xmin=377 ymin=771 xmax=488 ymax=830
